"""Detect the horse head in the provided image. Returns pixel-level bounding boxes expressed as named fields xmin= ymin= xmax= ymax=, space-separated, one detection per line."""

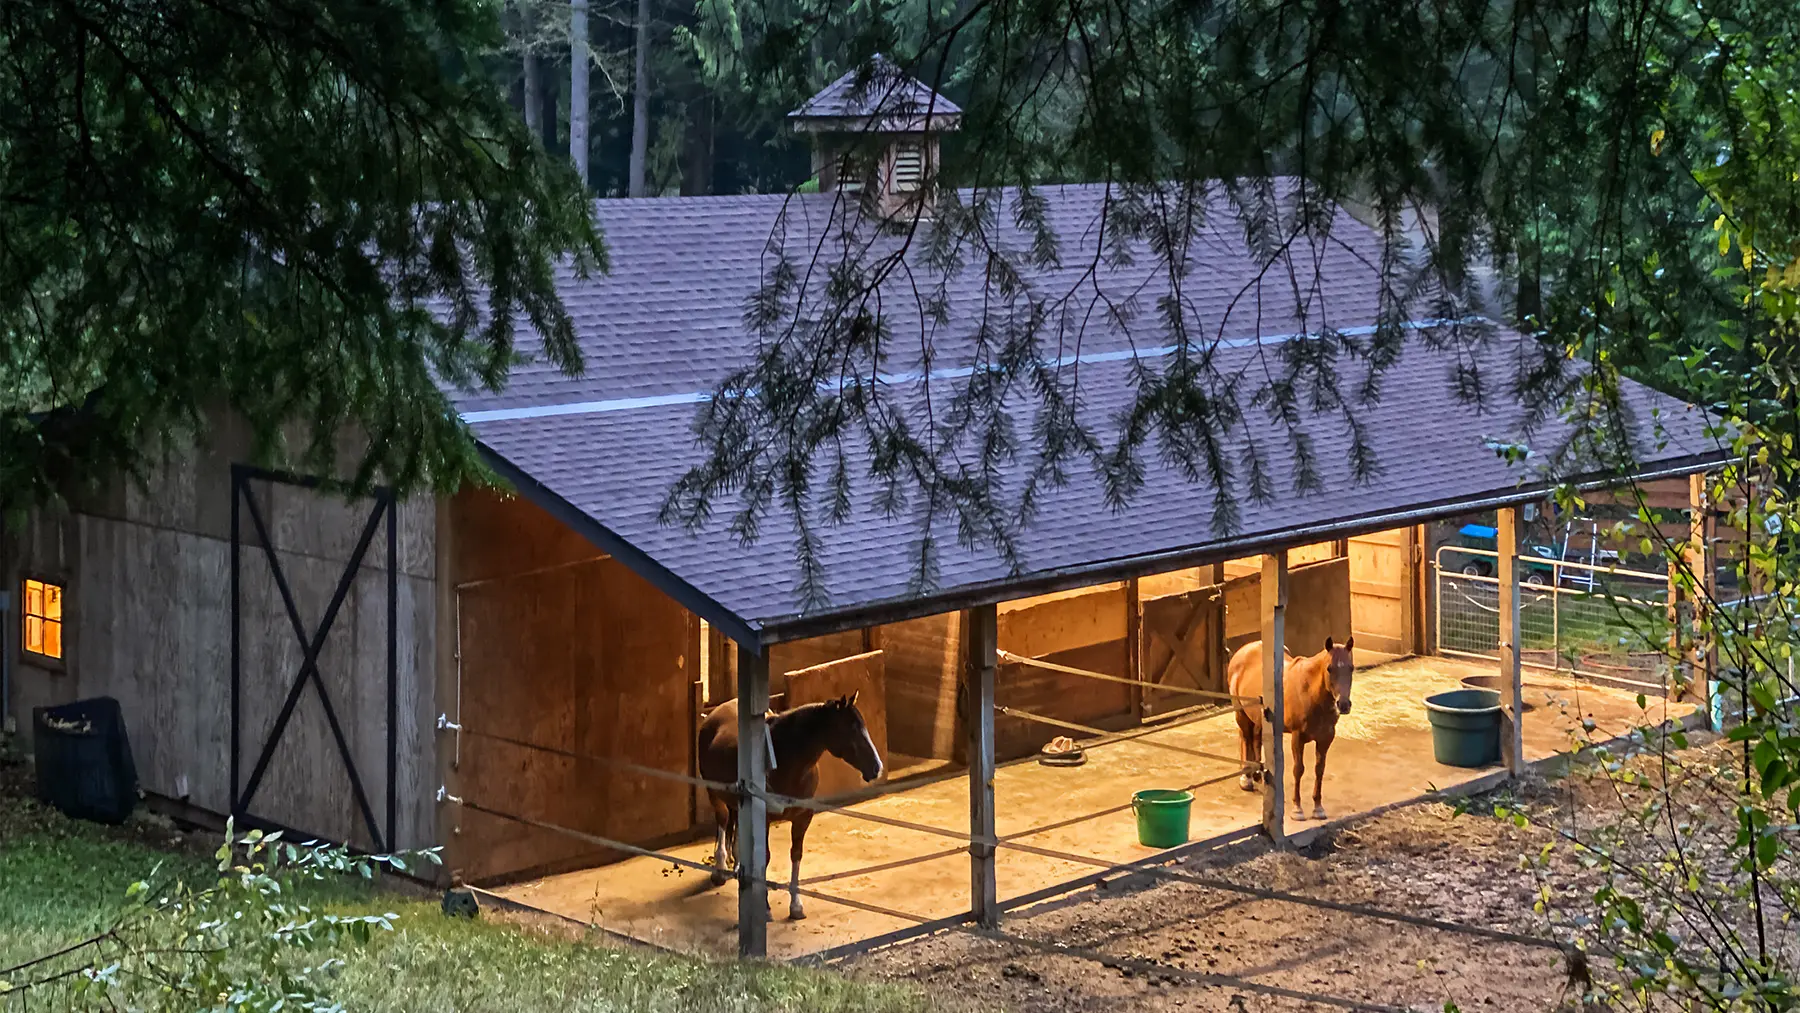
xmin=823 ymin=692 xmax=885 ymax=782
xmin=1323 ymin=636 xmax=1355 ymax=714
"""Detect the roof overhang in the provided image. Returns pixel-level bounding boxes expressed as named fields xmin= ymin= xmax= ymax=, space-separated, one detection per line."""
xmin=482 ymin=434 xmax=1725 ymax=651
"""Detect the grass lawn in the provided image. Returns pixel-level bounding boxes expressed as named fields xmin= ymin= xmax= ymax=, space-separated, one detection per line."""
xmin=0 ymin=752 xmax=942 ymax=1012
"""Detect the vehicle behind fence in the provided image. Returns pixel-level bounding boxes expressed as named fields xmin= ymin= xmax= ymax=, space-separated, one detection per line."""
xmin=1434 ymin=545 xmax=1673 ymax=692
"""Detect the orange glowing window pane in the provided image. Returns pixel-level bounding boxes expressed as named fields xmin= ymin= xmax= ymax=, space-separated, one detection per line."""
xmin=22 ymin=579 xmax=64 ymax=660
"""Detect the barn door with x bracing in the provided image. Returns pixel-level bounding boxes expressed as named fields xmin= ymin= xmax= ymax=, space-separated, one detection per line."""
xmin=229 ymin=465 xmax=397 ymax=852
xmin=1137 ymin=586 xmax=1226 ymax=719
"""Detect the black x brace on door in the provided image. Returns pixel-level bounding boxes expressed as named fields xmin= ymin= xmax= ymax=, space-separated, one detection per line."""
xmin=229 ymin=464 xmax=398 ymax=852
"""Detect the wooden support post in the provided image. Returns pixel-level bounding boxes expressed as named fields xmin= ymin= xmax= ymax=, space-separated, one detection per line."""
xmin=1260 ymin=551 xmax=1288 ymax=845
xmin=1125 ymin=578 xmax=1143 ymax=721
xmin=1691 ymin=473 xmax=1719 ymax=728
xmin=1497 ymin=507 xmax=1526 ymax=775
xmin=965 ymin=604 xmax=999 ymax=928
xmin=736 ymin=648 xmax=770 ymax=958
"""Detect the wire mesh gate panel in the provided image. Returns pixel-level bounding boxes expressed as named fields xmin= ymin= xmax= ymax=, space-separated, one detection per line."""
xmin=1434 ymin=545 xmax=1672 ymax=691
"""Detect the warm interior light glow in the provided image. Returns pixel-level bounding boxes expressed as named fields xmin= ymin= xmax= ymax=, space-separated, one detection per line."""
xmin=23 ymin=579 xmax=63 ymax=661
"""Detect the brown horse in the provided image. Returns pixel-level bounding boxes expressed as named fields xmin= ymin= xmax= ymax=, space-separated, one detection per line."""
xmin=697 ymin=693 xmax=884 ymax=920
xmin=1227 ymin=637 xmax=1355 ymax=821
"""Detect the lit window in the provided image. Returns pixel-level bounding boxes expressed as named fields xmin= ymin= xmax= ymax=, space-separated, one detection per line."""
xmin=23 ymin=579 xmax=63 ymax=661
xmin=891 ymin=144 xmax=925 ymax=193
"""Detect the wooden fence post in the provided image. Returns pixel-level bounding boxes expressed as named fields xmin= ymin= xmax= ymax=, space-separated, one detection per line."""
xmin=1497 ymin=507 xmax=1526 ymax=776
xmin=1260 ymin=551 xmax=1287 ymax=845
xmin=736 ymin=648 xmax=770 ymax=957
xmin=1691 ymin=473 xmax=1718 ymax=729
xmin=965 ymin=604 xmax=999 ymax=928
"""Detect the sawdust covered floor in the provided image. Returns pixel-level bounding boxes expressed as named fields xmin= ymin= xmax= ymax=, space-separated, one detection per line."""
xmin=484 ymin=654 xmax=1694 ymax=959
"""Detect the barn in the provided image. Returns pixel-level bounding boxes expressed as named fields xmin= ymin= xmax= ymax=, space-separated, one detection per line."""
xmin=1 ymin=63 xmax=1724 ymax=960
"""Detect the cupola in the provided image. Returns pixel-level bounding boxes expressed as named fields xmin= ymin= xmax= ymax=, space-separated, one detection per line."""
xmin=789 ymin=55 xmax=961 ymax=214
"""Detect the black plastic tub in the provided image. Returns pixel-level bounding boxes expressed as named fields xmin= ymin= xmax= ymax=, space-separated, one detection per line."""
xmin=33 ymin=697 xmax=139 ymax=825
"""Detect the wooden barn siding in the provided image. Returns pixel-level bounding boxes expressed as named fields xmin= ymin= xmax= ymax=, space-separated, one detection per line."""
xmin=993 ymin=585 xmax=1132 ymax=761
xmin=4 ymin=435 xmax=438 ymax=853
xmin=448 ymin=490 xmax=697 ymax=886
xmin=1348 ymin=528 xmax=1417 ymax=656
xmin=1223 ymin=557 xmax=1352 ymax=658
xmin=877 ymin=612 xmax=964 ymax=761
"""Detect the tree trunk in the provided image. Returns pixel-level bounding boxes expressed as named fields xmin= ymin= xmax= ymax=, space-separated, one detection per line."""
xmin=570 ymin=0 xmax=590 ymax=185
xmin=681 ymin=96 xmax=714 ymax=196
xmin=627 ymin=0 xmax=652 ymax=196
xmin=537 ymin=56 xmax=558 ymax=152
xmin=504 ymin=3 xmax=526 ymax=115
xmin=522 ymin=0 xmax=543 ymax=140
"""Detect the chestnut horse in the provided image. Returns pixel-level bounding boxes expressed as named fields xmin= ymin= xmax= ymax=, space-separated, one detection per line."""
xmin=697 ymin=693 xmax=883 ymax=920
xmin=1227 ymin=637 xmax=1355 ymax=821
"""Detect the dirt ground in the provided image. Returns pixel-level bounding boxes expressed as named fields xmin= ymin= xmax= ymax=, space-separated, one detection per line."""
xmin=845 ymin=758 xmax=1673 ymax=1013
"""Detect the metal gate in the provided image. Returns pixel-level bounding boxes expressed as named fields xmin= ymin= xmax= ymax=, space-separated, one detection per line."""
xmin=229 ymin=465 xmax=398 ymax=851
xmin=1433 ymin=544 xmax=1671 ymax=691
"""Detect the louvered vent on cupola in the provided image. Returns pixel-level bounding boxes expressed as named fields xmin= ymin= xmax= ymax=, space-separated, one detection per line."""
xmin=788 ymin=55 xmax=960 ymax=215
xmin=889 ymin=143 xmax=925 ymax=194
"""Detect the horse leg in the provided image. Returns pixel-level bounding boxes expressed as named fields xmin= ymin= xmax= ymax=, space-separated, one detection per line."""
xmin=1290 ymin=733 xmax=1308 ymax=822
xmin=787 ymin=810 xmax=813 ymax=920
xmin=709 ymin=796 xmax=732 ymax=886
xmin=725 ymin=803 xmax=740 ymax=876
xmin=1311 ymin=735 xmax=1333 ymax=821
xmin=1236 ymin=711 xmax=1259 ymax=791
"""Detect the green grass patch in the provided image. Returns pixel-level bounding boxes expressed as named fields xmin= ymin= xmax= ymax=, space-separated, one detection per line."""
xmin=0 ymin=776 xmax=941 ymax=1012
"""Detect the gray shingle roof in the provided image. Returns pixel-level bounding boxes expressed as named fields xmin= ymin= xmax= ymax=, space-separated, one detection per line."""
xmin=788 ymin=55 xmax=961 ymax=129
xmin=455 ymin=183 xmax=1722 ymax=645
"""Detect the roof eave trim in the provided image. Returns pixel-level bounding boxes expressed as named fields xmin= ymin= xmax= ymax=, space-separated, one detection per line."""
xmin=752 ymin=451 xmax=1730 ymax=645
xmin=473 ymin=442 xmax=767 ymax=654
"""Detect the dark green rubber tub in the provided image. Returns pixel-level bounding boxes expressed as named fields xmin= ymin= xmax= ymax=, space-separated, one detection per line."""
xmin=1423 ymin=688 xmax=1502 ymax=767
xmin=1132 ymin=789 xmax=1194 ymax=848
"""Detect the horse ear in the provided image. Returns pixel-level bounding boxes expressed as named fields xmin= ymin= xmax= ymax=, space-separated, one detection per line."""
xmin=848 ymin=690 xmax=860 ymax=708
xmin=1324 ymin=636 xmax=1334 ymax=651
xmin=1344 ymin=636 xmax=1354 ymax=652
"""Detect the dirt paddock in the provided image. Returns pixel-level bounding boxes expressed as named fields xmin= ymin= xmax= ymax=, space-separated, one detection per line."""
xmin=485 ymin=653 xmax=1692 ymax=962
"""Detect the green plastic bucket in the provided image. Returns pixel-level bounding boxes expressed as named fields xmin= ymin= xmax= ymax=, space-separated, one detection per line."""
xmin=1132 ymin=789 xmax=1194 ymax=848
xmin=1423 ymin=688 xmax=1503 ymax=767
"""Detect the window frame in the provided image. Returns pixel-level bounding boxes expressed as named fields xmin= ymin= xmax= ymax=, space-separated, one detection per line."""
xmin=19 ymin=575 xmax=69 ymax=670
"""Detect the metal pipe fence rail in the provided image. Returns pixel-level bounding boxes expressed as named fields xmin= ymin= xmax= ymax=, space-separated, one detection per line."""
xmin=1434 ymin=545 xmax=1673 ymax=691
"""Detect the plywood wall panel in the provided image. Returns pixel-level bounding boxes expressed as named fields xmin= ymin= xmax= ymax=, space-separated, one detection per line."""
xmin=994 ymin=641 xmax=1132 ymax=761
xmin=997 ymin=584 xmax=1127 ymax=659
xmin=877 ymin=612 xmax=963 ymax=761
xmin=447 ymin=490 xmax=697 ymax=884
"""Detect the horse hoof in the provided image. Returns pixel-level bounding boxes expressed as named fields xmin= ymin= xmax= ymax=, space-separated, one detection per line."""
xmin=709 ymin=869 xmax=728 ymax=887
xmin=1238 ymin=775 xmax=1256 ymax=792
xmin=789 ymin=904 xmax=807 ymax=921
xmin=1312 ymin=807 xmax=1328 ymax=821
xmin=1292 ymin=809 xmax=1307 ymax=822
